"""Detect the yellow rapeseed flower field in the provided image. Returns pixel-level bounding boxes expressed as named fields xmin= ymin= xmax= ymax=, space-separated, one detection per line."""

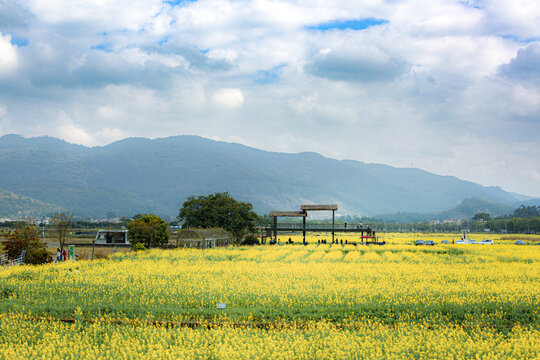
xmin=0 ymin=232 xmax=538 ymax=359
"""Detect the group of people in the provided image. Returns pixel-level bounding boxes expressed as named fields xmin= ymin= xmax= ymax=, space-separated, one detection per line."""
xmin=268 ymin=237 xmax=356 ymax=246
xmin=317 ymin=238 xmax=356 ymax=246
xmin=53 ymin=248 xmax=79 ymax=262
xmin=268 ymin=237 xmax=387 ymax=246
xmin=54 ymin=248 xmax=68 ymax=262
xmin=268 ymin=237 xmax=309 ymax=245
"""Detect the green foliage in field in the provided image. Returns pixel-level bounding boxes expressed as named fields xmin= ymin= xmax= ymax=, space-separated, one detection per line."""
xmin=0 ymin=238 xmax=538 ymax=359
xmin=127 ymin=214 xmax=168 ymax=248
xmin=178 ymin=192 xmax=258 ymax=242
xmin=0 ymin=244 xmax=538 ymax=328
xmin=0 ymin=313 xmax=538 ymax=360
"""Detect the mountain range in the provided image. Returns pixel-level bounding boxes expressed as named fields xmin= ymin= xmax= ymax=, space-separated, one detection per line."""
xmin=372 ymin=197 xmax=516 ymax=223
xmin=0 ymin=134 xmax=536 ymax=220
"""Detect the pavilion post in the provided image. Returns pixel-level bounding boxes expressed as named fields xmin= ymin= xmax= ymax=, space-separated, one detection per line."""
xmin=332 ymin=209 xmax=335 ymax=243
xmin=269 ymin=206 xmax=337 ymax=245
xmin=273 ymin=216 xmax=277 ymax=242
xmin=302 ymin=216 xmax=306 ymax=244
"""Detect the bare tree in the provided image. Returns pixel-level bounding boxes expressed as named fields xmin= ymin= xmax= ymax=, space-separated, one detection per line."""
xmin=51 ymin=212 xmax=73 ymax=251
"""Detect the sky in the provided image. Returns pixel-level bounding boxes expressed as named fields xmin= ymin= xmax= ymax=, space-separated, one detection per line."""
xmin=1 ymin=0 xmax=540 ymax=197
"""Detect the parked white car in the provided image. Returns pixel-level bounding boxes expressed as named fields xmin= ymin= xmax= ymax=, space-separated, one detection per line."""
xmin=455 ymin=239 xmax=478 ymax=244
xmin=479 ymin=239 xmax=494 ymax=245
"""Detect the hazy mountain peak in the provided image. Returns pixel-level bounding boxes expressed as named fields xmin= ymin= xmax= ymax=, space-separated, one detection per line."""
xmin=0 ymin=135 xmax=529 ymax=218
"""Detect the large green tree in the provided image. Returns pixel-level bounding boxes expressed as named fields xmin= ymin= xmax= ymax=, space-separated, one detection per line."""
xmin=178 ymin=192 xmax=258 ymax=242
xmin=127 ymin=214 xmax=169 ymax=249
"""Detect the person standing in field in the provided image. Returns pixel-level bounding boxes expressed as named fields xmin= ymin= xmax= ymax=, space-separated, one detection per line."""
xmin=55 ymin=248 xmax=61 ymax=263
xmin=62 ymin=248 xmax=67 ymax=261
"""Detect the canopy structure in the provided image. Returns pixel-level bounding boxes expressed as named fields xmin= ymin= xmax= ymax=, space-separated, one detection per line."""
xmin=267 ymin=204 xmax=375 ymax=244
xmin=300 ymin=204 xmax=338 ymax=211
xmin=174 ymin=228 xmax=232 ymax=249
xmin=268 ymin=211 xmax=306 ymax=217
xmin=269 ymin=204 xmax=339 ymax=244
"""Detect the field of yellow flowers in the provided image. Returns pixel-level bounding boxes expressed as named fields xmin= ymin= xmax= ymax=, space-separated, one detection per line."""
xmin=0 ymin=232 xmax=538 ymax=359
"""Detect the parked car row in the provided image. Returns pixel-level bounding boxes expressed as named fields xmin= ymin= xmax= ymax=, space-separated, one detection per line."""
xmin=414 ymin=239 xmax=538 ymax=245
xmin=514 ymin=240 xmax=538 ymax=245
xmin=415 ymin=239 xmax=436 ymax=245
xmin=415 ymin=239 xmax=494 ymax=245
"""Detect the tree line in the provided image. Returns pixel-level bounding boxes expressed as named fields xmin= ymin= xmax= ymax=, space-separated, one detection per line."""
xmin=354 ymin=217 xmax=540 ymax=233
xmin=3 ymin=197 xmax=538 ymax=264
xmin=1 ymin=192 xmax=259 ymax=262
xmin=127 ymin=192 xmax=258 ymax=249
xmin=336 ymin=205 xmax=540 ymax=233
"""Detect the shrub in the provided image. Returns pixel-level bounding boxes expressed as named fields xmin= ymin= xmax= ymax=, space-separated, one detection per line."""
xmin=1 ymin=224 xmax=49 ymax=265
xmin=2 ymin=234 xmax=25 ymax=259
xmin=133 ymin=242 xmax=146 ymax=252
xmin=25 ymin=246 xmax=51 ymax=265
xmin=241 ymin=235 xmax=260 ymax=246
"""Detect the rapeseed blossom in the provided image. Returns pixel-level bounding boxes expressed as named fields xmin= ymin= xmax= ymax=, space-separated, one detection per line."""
xmin=0 ymin=232 xmax=538 ymax=358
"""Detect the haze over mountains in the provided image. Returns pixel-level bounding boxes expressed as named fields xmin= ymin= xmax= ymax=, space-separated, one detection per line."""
xmin=0 ymin=134 xmax=535 ymax=220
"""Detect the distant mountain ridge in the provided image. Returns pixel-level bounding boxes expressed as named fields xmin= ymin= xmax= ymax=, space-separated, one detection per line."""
xmin=373 ymin=197 xmax=516 ymax=223
xmin=0 ymin=134 xmax=533 ymax=218
xmin=0 ymin=188 xmax=62 ymax=217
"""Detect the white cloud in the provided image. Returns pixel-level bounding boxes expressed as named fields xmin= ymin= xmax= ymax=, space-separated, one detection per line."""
xmin=212 ymin=88 xmax=245 ymax=108
xmin=0 ymin=34 xmax=18 ymax=75
xmin=483 ymin=0 xmax=540 ymax=39
xmin=96 ymin=105 xmax=123 ymax=120
xmin=499 ymin=43 xmax=540 ymax=84
xmin=55 ymin=110 xmax=97 ymax=146
xmin=306 ymin=45 xmax=408 ymax=82
xmin=0 ymin=104 xmax=10 ymax=134
xmin=93 ymin=127 xmax=129 ymax=145
xmin=52 ymin=110 xmax=130 ymax=146
xmin=0 ymin=0 xmax=539 ymax=196
xmin=24 ymin=0 xmax=161 ymax=31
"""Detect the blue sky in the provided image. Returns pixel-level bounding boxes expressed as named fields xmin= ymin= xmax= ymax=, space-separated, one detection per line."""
xmin=306 ymin=18 xmax=388 ymax=31
xmin=1 ymin=0 xmax=540 ymax=197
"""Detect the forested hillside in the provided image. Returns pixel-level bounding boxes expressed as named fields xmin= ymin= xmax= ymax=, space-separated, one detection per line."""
xmin=0 ymin=188 xmax=61 ymax=217
xmin=0 ymin=134 xmax=531 ymax=218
